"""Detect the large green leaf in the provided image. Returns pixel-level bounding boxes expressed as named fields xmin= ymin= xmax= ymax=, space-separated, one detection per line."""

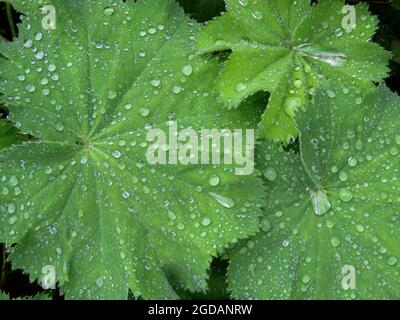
xmin=228 ymin=83 xmax=400 ymax=299
xmin=197 ymin=0 xmax=391 ymax=141
xmin=0 ymin=0 xmax=265 ymax=299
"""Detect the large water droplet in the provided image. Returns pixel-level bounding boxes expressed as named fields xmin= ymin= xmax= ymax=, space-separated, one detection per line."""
xmin=263 ymin=167 xmax=277 ymax=182
xmin=209 ymin=192 xmax=235 ymax=208
xmin=103 ymin=7 xmax=115 ymax=16
xmin=339 ymin=188 xmax=353 ymax=202
xmin=387 ymin=256 xmax=398 ymax=266
xmin=310 ymin=189 xmax=331 ymax=216
xmin=209 ymin=175 xmax=220 ymax=187
xmin=201 ymin=217 xmax=211 ymax=227
xmin=182 ymin=65 xmax=193 ymax=76
xmin=296 ymin=44 xmax=347 ymax=67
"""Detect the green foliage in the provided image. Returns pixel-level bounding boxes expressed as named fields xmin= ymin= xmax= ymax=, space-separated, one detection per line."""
xmin=228 ymin=83 xmax=400 ymax=299
xmin=0 ymin=0 xmax=265 ymax=299
xmin=0 ymin=120 xmax=22 ymax=149
xmin=197 ymin=0 xmax=391 ymax=141
xmin=0 ymin=0 xmax=399 ymax=301
xmin=0 ymin=291 xmax=9 ymax=300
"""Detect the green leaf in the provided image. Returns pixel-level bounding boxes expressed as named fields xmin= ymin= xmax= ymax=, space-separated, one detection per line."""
xmin=0 ymin=291 xmax=9 ymax=300
xmin=228 ymin=83 xmax=400 ymax=299
xmin=197 ymin=0 xmax=391 ymax=141
xmin=177 ymin=258 xmax=230 ymax=300
xmin=0 ymin=0 xmax=265 ymax=299
xmin=0 ymin=119 xmax=22 ymax=150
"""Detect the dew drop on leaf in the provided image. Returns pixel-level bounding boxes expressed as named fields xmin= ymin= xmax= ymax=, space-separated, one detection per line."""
xmin=209 ymin=192 xmax=235 ymax=209
xmin=339 ymin=188 xmax=353 ymax=202
xmin=209 ymin=175 xmax=220 ymax=186
xmin=263 ymin=167 xmax=277 ymax=182
xmin=201 ymin=217 xmax=211 ymax=227
xmin=260 ymin=218 xmax=272 ymax=232
xmin=182 ymin=65 xmax=193 ymax=76
xmin=310 ymin=189 xmax=331 ymax=216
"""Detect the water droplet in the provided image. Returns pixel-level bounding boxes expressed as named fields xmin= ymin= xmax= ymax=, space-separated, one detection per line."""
xmin=139 ymin=108 xmax=150 ymax=117
xmin=7 ymin=203 xmax=16 ymax=214
xmin=8 ymin=216 xmax=17 ymax=225
xmin=339 ymin=188 xmax=353 ymax=202
xmin=25 ymin=84 xmax=36 ymax=93
xmin=335 ymin=28 xmax=343 ymax=37
xmin=9 ymin=176 xmax=18 ymax=187
xmin=167 ymin=211 xmax=176 ymax=221
xmin=389 ymin=147 xmax=398 ymax=156
xmin=239 ymin=0 xmax=248 ymax=6
xmin=355 ymin=224 xmax=365 ymax=233
xmin=302 ymin=275 xmax=311 ymax=284
xmin=54 ymin=123 xmax=64 ymax=132
xmin=209 ymin=192 xmax=235 ymax=209
xmin=310 ymin=189 xmax=331 ymax=216
xmin=124 ymin=103 xmax=132 ymax=110
xmin=209 ymin=175 xmax=220 ymax=187
xmin=293 ymin=79 xmax=303 ymax=89
xmin=330 ymin=236 xmax=341 ymax=248
xmin=122 ymin=190 xmax=130 ymax=199
xmin=338 ymin=171 xmax=348 ymax=182
xmin=252 ymin=11 xmax=263 ymax=20
xmin=177 ymin=223 xmax=185 ymax=230
xmin=48 ymin=64 xmax=56 ymax=72
xmin=103 ymin=7 xmax=114 ymax=16
xmin=96 ymin=277 xmax=104 ymax=288
xmin=327 ymin=90 xmax=336 ymax=98
xmin=348 ymin=157 xmax=357 ymax=167
xmin=235 ymin=82 xmax=247 ymax=92
xmin=263 ymin=167 xmax=277 ymax=182
xmin=24 ymin=39 xmax=33 ymax=48
xmin=112 ymin=150 xmax=121 ymax=159
xmin=260 ymin=218 xmax=272 ymax=232
xmin=297 ymin=45 xmax=347 ymax=67
xmin=80 ymin=156 xmax=88 ymax=165
xmin=387 ymin=256 xmax=398 ymax=266
xmin=395 ymin=134 xmax=400 ymax=145
xmin=182 ymin=65 xmax=193 ymax=76
xmin=150 ymin=79 xmax=160 ymax=88
xmin=201 ymin=217 xmax=211 ymax=227
xmin=107 ymin=90 xmax=117 ymax=100
xmin=172 ymin=85 xmax=182 ymax=94
xmin=35 ymin=32 xmax=43 ymax=41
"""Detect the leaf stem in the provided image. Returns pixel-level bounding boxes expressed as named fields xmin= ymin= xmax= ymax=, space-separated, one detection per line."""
xmin=5 ymin=2 xmax=17 ymax=39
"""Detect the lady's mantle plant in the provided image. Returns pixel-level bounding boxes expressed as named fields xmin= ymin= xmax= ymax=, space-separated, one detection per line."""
xmin=0 ymin=0 xmax=399 ymax=300
xmin=0 ymin=0 xmax=265 ymax=299
xmin=197 ymin=0 xmax=391 ymax=141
